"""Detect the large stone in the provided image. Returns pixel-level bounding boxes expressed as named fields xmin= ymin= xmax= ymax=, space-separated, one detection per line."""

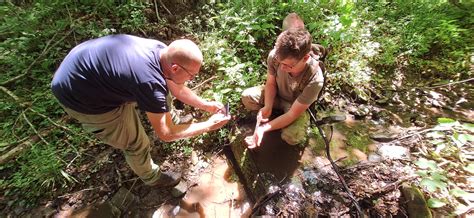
xmin=109 ymin=187 xmax=138 ymax=212
xmin=377 ymin=145 xmax=411 ymax=160
xmin=370 ymin=132 xmax=398 ymax=142
xmin=400 ymin=184 xmax=432 ymax=218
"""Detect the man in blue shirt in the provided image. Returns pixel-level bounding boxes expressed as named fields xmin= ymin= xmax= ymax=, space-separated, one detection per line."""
xmin=52 ymin=34 xmax=230 ymax=187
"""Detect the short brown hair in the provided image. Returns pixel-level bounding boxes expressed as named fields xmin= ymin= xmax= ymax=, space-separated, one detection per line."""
xmin=275 ymin=28 xmax=312 ymax=61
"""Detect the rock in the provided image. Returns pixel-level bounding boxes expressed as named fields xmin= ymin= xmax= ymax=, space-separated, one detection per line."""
xmin=368 ymin=153 xmax=382 ymax=162
xmin=400 ymin=184 xmax=432 ymax=218
xmin=377 ymin=145 xmax=410 ymax=160
xmin=351 ymin=149 xmax=367 ymax=161
xmin=428 ymin=91 xmax=442 ymax=99
xmin=109 ymin=187 xmax=138 ymax=211
xmin=348 ymin=104 xmax=370 ymax=119
xmin=370 ymin=132 xmax=398 ymax=142
xmin=171 ymin=181 xmax=188 ymax=198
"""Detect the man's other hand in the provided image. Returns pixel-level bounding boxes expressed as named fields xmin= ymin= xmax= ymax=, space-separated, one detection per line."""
xmin=204 ymin=101 xmax=225 ymax=114
xmin=207 ymin=112 xmax=231 ymax=131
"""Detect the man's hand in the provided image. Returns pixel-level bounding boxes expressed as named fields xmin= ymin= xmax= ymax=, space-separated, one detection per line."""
xmin=207 ymin=112 xmax=231 ymax=131
xmin=257 ymin=106 xmax=272 ymax=123
xmin=203 ymin=101 xmax=225 ymax=114
xmin=246 ymin=124 xmax=267 ymax=149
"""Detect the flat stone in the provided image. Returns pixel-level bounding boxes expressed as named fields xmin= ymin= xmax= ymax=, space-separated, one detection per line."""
xmin=368 ymin=153 xmax=382 ymax=162
xmin=109 ymin=187 xmax=138 ymax=211
xmin=378 ymin=145 xmax=410 ymax=160
xmin=370 ymin=132 xmax=398 ymax=142
xmin=171 ymin=181 xmax=188 ymax=198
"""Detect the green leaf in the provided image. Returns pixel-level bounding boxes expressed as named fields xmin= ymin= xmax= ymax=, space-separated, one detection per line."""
xmin=416 ymin=170 xmax=428 ymax=177
xmin=420 ymin=178 xmax=446 ymax=192
xmin=431 ymin=172 xmax=447 ymax=182
xmin=427 ymin=198 xmax=446 ymax=208
xmin=415 ymin=158 xmax=438 ymax=170
xmin=450 ymin=188 xmax=469 ymax=198
xmin=426 ymin=131 xmax=444 ymax=139
xmin=438 ymin=117 xmax=455 ymax=124
xmin=437 ymin=117 xmax=458 ymax=127
xmin=464 ymin=163 xmax=474 ymax=174
xmin=462 ymin=123 xmax=474 ymax=132
xmin=461 ymin=134 xmax=474 ymax=142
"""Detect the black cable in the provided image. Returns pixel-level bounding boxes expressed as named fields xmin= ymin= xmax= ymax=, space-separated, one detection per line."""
xmin=309 ymin=109 xmax=364 ymax=217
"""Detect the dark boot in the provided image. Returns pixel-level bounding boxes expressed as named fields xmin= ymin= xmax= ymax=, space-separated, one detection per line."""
xmin=150 ymin=170 xmax=182 ymax=188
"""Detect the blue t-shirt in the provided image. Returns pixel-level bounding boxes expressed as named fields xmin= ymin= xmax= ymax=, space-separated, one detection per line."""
xmin=51 ymin=34 xmax=169 ymax=114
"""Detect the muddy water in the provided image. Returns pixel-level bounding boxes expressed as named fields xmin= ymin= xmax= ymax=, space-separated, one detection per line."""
xmin=154 ymin=157 xmax=251 ymax=217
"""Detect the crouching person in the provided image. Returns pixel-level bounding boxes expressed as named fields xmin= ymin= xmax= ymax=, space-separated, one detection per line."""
xmin=242 ymin=28 xmax=324 ymax=148
xmin=51 ymin=34 xmax=230 ymax=187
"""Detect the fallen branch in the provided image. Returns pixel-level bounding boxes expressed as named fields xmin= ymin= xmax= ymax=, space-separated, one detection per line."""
xmin=28 ymin=108 xmax=72 ymax=133
xmin=428 ymin=78 xmax=474 ymax=89
xmin=0 ymin=86 xmax=29 ymax=107
xmin=0 ymin=128 xmax=53 ymax=165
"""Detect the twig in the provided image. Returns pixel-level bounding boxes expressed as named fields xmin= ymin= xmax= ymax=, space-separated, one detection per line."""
xmin=158 ymin=0 xmax=172 ymax=15
xmin=66 ymin=154 xmax=80 ymax=168
xmin=153 ymin=0 xmax=160 ymax=21
xmin=0 ymin=128 xmax=54 ymax=165
xmin=122 ymin=178 xmax=139 ymax=206
xmin=368 ymin=176 xmax=415 ymax=196
xmin=0 ymin=86 xmax=29 ymax=107
xmin=191 ymin=75 xmax=217 ymax=91
xmin=390 ymin=127 xmax=438 ymax=143
xmin=28 ymin=108 xmax=72 ymax=132
xmin=428 ymin=78 xmax=474 ymax=89
xmin=22 ymin=111 xmax=50 ymax=146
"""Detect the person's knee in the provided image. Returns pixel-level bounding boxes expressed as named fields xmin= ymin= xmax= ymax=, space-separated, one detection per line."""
xmin=241 ymin=86 xmax=263 ymax=111
xmin=281 ymin=113 xmax=309 ymax=145
xmin=281 ymin=129 xmax=306 ymax=145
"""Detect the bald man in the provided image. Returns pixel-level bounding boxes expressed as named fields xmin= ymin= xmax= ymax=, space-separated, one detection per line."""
xmin=282 ymin=12 xmax=305 ymax=31
xmin=52 ymin=34 xmax=230 ymax=187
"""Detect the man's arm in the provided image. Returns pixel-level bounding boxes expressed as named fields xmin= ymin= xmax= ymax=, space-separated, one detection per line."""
xmin=167 ymin=79 xmax=223 ymax=113
xmin=259 ymin=72 xmax=278 ymax=120
xmin=146 ymin=111 xmax=229 ymax=142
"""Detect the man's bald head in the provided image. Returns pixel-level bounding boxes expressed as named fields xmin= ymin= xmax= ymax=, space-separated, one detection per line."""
xmin=282 ymin=13 xmax=305 ymax=31
xmin=167 ymin=39 xmax=203 ymax=67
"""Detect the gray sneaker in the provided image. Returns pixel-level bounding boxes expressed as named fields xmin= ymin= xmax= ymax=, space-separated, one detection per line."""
xmin=150 ymin=171 xmax=182 ymax=188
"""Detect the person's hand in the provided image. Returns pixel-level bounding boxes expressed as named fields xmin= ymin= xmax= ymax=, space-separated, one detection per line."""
xmin=246 ymin=125 xmax=266 ymax=149
xmin=258 ymin=106 xmax=272 ymax=123
xmin=203 ymin=101 xmax=225 ymax=114
xmin=207 ymin=112 xmax=231 ymax=131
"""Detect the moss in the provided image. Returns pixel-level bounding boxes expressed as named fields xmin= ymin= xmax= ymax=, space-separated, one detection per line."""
xmin=335 ymin=123 xmax=372 ymax=153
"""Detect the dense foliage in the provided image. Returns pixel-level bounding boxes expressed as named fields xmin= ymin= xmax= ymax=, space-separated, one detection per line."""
xmin=0 ymin=0 xmax=472 ymax=214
